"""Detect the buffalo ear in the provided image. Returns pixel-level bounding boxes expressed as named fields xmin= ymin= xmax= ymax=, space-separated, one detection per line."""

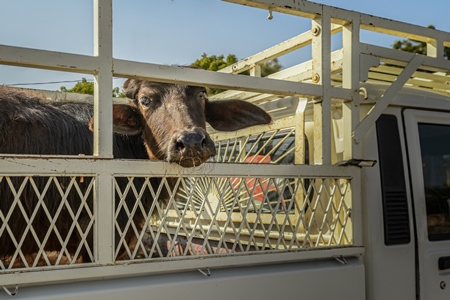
xmin=88 ymin=104 xmax=144 ymax=135
xmin=122 ymin=79 xmax=143 ymax=100
xmin=205 ymin=99 xmax=272 ymax=131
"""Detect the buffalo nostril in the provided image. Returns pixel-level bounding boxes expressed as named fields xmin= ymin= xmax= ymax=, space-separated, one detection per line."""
xmin=178 ymin=133 xmax=205 ymax=148
xmin=176 ymin=140 xmax=185 ymax=151
xmin=175 ymin=132 xmax=215 ymax=159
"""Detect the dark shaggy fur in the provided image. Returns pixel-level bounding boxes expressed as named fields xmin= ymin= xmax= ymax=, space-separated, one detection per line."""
xmin=0 ymin=91 xmax=152 ymax=266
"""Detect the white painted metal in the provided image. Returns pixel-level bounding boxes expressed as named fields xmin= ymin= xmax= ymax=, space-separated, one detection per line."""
xmin=218 ymin=24 xmax=342 ymax=75
xmin=0 ymin=44 xmax=98 ymax=74
xmin=93 ymin=0 xmax=113 ymax=158
xmin=0 ymin=247 xmax=364 ymax=287
xmin=114 ymin=59 xmax=328 ymax=97
xmin=353 ymin=54 xmax=426 ymax=143
xmin=0 ymin=157 xmax=356 ymax=178
xmin=341 ymin=14 xmax=361 ymax=160
xmin=360 ymin=106 xmax=416 ymax=300
xmin=1 ymin=258 xmax=365 ymax=300
xmin=93 ymin=0 xmax=115 ymax=267
xmin=360 ymin=43 xmax=450 ymax=72
xmin=311 ymin=8 xmax=332 ymax=165
xmin=218 ymin=31 xmax=314 ymax=74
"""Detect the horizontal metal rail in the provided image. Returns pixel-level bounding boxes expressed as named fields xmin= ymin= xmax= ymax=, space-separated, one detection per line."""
xmin=0 ymin=157 xmax=356 ymax=178
xmin=0 ymin=45 xmax=99 ymax=74
xmin=225 ymin=0 xmax=450 ymax=45
xmin=218 ymin=25 xmax=342 ymax=75
xmin=0 ymin=246 xmax=364 ymax=286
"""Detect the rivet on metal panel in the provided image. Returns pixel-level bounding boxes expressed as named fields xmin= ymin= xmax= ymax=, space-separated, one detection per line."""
xmin=311 ymin=26 xmax=321 ymax=36
xmin=312 ymin=73 xmax=321 ymax=83
xmin=2 ymin=285 xmax=19 ymax=296
xmin=198 ymin=267 xmax=211 ymax=277
xmin=440 ymin=281 xmax=447 ymax=290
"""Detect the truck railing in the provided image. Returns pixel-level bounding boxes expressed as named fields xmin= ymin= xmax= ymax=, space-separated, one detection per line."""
xmin=0 ymin=158 xmax=360 ymax=288
xmin=219 ymin=0 xmax=450 ymax=160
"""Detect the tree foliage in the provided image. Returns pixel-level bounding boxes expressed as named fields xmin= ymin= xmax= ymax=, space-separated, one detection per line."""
xmin=112 ymin=87 xmax=126 ymax=98
xmin=191 ymin=53 xmax=283 ymax=94
xmin=392 ymin=25 xmax=450 ymax=60
xmin=60 ymin=78 xmax=94 ymax=95
xmin=260 ymin=58 xmax=282 ymax=76
xmin=191 ymin=53 xmax=239 ymax=71
xmin=60 ymin=78 xmax=125 ymax=97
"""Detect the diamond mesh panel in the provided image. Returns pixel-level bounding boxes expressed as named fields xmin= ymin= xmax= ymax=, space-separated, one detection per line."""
xmin=213 ymin=128 xmax=296 ymax=164
xmin=114 ymin=175 xmax=352 ymax=261
xmin=0 ymin=176 xmax=95 ymax=269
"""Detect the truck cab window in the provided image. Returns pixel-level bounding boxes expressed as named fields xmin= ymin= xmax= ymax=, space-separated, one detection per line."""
xmin=419 ymin=123 xmax=450 ymax=241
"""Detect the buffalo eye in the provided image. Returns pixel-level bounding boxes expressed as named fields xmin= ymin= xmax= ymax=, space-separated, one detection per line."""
xmin=198 ymin=90 xmax=208 ymax=100
xmin=140 ymin=96 xmax=151 ymax=107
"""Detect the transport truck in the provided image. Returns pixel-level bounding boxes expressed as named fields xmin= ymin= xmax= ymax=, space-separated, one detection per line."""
xmin=1 ymin=0 xmax=450 ymax=299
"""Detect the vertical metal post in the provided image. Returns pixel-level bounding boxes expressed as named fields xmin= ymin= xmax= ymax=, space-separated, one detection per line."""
xmin=342 ymin=14 xmax=361 ymax=160
xmin=311 ymin=7 xmax=332 ymax=165
xmin=294 ymin=98 xmax=308 ymax=164
xmin=342 ymin=14 xmax=362 ymax=248
xmin=349 ymin=168 xmax=361 ymax=246
xmin=250 ymin=64 xmax=262 ymax=77
xmin=427 ymin=39 xmax=438 ymax=58
xmin=427 ymin=37 xmax=443 ymax=59
xmin=93 ymin=0 xmax=113 ymax=158
xmin=94 ymin=0 xmax=114 ymax=264
xmin=294 ymin=98 xmax=308 ymax=225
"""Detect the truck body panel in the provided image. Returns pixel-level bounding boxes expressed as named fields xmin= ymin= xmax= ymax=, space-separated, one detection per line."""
xmin=4 ymin=258 xmax=364 ymax=300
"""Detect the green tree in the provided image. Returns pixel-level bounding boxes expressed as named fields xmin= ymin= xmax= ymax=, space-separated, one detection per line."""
xmin=191 ymin=53 xmax=239 ymax=71
xmin=60 ymin=78 xmax=125 ymax=97
xmin=112 ymin=87 xmax=126 ymax=98
xmin=60 ymin=78 xmax=94 ymax=95
xmin=260 ymin=58 xmax=282 ymax=76
xmin=191 ymin=53 xmax=283 ymax=94
xmin=392 ymin=25 xmax=450 ymax=59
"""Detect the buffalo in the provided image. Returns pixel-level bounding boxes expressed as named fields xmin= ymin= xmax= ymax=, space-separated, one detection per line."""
xmin=0 ymin=80 xmax=271 ymax=267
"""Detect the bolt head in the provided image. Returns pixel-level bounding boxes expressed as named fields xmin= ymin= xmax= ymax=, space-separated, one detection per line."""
xmin=312 ymin=26 xmax=321 ymax=36
xmin=312 ymin=73 xmax=321 ymax=83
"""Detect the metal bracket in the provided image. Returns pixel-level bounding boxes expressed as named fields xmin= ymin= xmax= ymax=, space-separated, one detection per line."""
xmin=3 ymin=285 xmax=19 ymax=297
xmin=335 ymin=159 xmax=377 ymax=167
xmin=267 ymin=8 xmax=273 ymax=20
xmin=333 ymin=255 xmax=348 ymax=265
xmin=358 ymin=87 xmax=368 ymax=100
xmin=353 ymin=54 xmax=426 ymax=144
xmin=198 ymin=267 xmax=211 ymax=277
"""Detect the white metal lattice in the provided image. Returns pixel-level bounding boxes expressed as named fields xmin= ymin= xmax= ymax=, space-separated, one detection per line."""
xmin=0 ymin=175 xmax=95 ymax=269
xmin=113 ymin=174 xmax=352 ymax=261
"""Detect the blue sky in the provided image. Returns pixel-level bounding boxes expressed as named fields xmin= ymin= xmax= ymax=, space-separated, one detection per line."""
xmin=0 ymin=0 xmax=449 ymax=91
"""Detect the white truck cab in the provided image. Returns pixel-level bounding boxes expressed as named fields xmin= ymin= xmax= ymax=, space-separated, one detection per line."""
xmin=359 ymin=84 xmax=450 ymax=299
xmin=261 ymin=81 xmax=450 ymax=299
